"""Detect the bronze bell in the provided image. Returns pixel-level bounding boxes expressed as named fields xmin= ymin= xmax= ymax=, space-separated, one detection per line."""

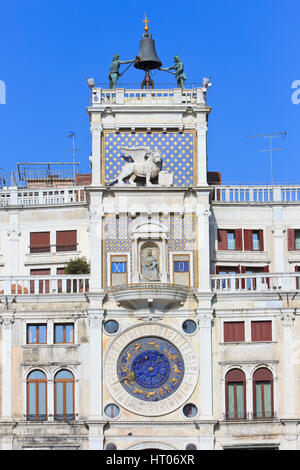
xmin=135 ymin=32 xmax=162 ymax=89
xmin=135 ymin=33 xmax=162 ymax=71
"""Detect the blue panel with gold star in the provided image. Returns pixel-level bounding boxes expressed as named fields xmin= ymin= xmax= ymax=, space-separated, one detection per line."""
xmin=103 ymin=131 xmax=195 ymax=187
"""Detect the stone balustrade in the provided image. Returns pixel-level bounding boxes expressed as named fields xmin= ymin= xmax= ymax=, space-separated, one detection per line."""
xmin=213 ymin=185 xmax=300 ymax=203
xmin=211 ymin=272 xmax=300 ymax=293
xmin=0 ymin=275 xmax=90 ymax=295
xmin=0 ymin=273 xmax=299 ymax=296
xmin=91 ymin=87 xmax=207 ymax=106
xmin=0 ymin=187 xmax=86 ymax=207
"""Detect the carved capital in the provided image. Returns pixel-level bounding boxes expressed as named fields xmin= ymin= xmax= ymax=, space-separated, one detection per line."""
xmin=196 ymin=208 xmax=211 ymax=218
xmin=281 ymin=309 xmax=295 ymax=326
xmin=7 ymin=228 xmax=21 ymax=239
xmin=271 ymin=226 xmax=286 ymax=237
xmin=197 ymin=309 xmax=214 ymax=328
xmin=90 ymin=123 xmax=103 ymax=135
xmin=88 ymin=310 xmax=105 ymax=328
xmin=89 ymin=207 xmax=104 ymax=222
xmin=1 ymin=314 xmax=14 ymax=327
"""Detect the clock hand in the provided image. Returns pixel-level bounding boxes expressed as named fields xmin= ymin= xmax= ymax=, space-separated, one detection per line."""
xmin=113 ymin=370 xmax=135 ymax=385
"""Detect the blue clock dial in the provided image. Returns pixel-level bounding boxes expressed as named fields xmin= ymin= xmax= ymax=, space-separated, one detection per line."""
xmin=117 ymin=336 xmax=184 ymax=402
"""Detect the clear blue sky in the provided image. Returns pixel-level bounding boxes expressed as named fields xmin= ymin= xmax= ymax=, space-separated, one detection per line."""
xmin=0 ymin=0 xmax=299 ymax=184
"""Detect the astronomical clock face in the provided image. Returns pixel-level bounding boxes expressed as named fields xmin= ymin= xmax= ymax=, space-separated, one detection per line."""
xmin=117 ymin=337 xmax=184 ymax=402
xmin=104 ymin=324 xmax=198 ymax=416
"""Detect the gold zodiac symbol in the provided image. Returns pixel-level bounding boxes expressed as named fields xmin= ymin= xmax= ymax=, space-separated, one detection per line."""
xmin=146 ymin=391 xmax=156 ymax=398
xmin=133 ymin=387 xmax=144 ymax=395
xmin=126 ymin=352 xmax=132 ymax=361
xmin=134 ymin=344 xmax=141 ymax=351
xmin=171 ymin=378 xmax=178 ymax=384
xmin=172 ymin=364 xmax=181 ymax=374
xmin=164 ymin=349 xmax=178 ymax=361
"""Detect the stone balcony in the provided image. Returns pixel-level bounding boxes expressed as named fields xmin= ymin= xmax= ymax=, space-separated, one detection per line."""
xmin=0 ymin=275 xmax=89 ymax=296
xmin=211 ymin=272 xmax=300 ymax=293
xmin=90 ymin=87 xmax=208 ymax=107
xmin=109 ymin=282 xmax=190 ymax=310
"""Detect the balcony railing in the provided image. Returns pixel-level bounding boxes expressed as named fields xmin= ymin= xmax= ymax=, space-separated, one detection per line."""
xmin=0 ymin=273 xmax=299 ymax=296
xmin=213 ymin=185 xmax=300 ymax=203
xmin=25 ymin=414 xmax=76 ymax=422
xmin=0 ymin=187 xmax=86 ymax=207
xmin=212 ymin=272 xmax=300 ymax=293
xmin=0 ymin=275 xmax=90 ymax=295
xmin=26 ymin=414 xmax=47 ymax=422
xmin=90 ymin=87 xmax=207 ymax=107
xmin=223 ymin=411 xmax=277 ymax=421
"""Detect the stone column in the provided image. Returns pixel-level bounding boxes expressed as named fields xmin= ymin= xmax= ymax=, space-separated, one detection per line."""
xmin=271 ymin=226 xmax=286 ymax=273
xmin=88 ymin=310 xmax=104 ymax=422
xmin=89 ymin=204 xmax=104 ymax=292
xmin=196 ymin=122 xmax=208 ymax=186
xmin=132 ymin=235 xmax=139 ymax=283
xmin=1 ymin=314 xmax=14 ymax=420
xmin=197 ymin=309 xmax=214 ymax=419
xmin=160 ymin=234 xmax=168 ymax=283
xmin=90 ymin=123 xmax=103 ymax=186
xmin=89 ymin=423 xmax=104 ymax=450
xmin=281 ymin=309 xmax=296 ymax=418
xmin=196 ymin=208 xmax=211 ymax=291
xmin=7 ymin=212 xmax=21 ymax=276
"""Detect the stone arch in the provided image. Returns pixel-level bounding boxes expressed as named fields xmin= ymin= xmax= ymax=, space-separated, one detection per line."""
xmin=128 ymin=442 xmax=176 ymax=450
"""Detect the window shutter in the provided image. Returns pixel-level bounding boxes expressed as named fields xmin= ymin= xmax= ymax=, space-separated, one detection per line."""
xmin=218 ymin=229 xmax=227 ymax=250
xmin=244 ymin=230 xmax=253 ymax=251
xmin=30 ymin=232 xmax=50 ymax=253
xmin=235 ymin=229 xmax=243 ymax=250
xmin=288 ymin=229 xmax=295 ymax=251
xmin=240 ymin=265 xmax=246 ymax=289
xmin=259 ymin=229 xmax=264 ymax=251
xmin=251 ymin=321 xmax=272 ymax=341
xmin=56 ymin=230 xmax=77 ymax=251
xmin=224 ymin=322 xmax=245 ymax=342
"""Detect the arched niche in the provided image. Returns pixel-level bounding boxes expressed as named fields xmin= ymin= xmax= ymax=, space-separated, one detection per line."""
xmin=140 ymin=240 xmax=160 ymax=282
xmin=130 ymin=220 xmax=169 ymax=283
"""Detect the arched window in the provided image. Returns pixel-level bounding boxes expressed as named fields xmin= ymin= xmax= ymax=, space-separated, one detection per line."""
xmin=253 ymin=368 xmax=274 ymax=418
xmin=54 ymin=370 xmax=75 ymax=421
xmin=225 ymin=369 xmax=246 ymax=420
xmin=27 ymin=370 xmax=47 ymax=421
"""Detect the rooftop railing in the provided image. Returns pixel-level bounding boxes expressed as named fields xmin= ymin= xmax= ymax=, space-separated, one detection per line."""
xmin=213 ymin=185 xmax=300 ymax=203
xmin=90 ymin=87 xmax=207 ymax=106
xmin=0 ymin=187 xmax=86 ymax=207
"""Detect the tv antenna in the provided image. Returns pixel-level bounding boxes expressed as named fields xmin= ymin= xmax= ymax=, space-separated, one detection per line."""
xmin=248 ymin=131 xmax=286 ymax=185
xmin=66 ymin=131 xmax=79 ymax=181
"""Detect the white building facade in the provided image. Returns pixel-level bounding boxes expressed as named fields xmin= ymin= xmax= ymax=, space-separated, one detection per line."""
xmin=0 ymin=84 xmax=300 ymax=450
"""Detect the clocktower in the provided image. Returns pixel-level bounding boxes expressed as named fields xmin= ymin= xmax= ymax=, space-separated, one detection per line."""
xmin=86 ymin=21 xmax=213 ymax=450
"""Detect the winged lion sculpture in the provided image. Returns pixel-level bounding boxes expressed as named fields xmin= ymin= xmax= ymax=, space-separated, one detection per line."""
xmin=105 ymin=146 xmax=162 ymax=186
